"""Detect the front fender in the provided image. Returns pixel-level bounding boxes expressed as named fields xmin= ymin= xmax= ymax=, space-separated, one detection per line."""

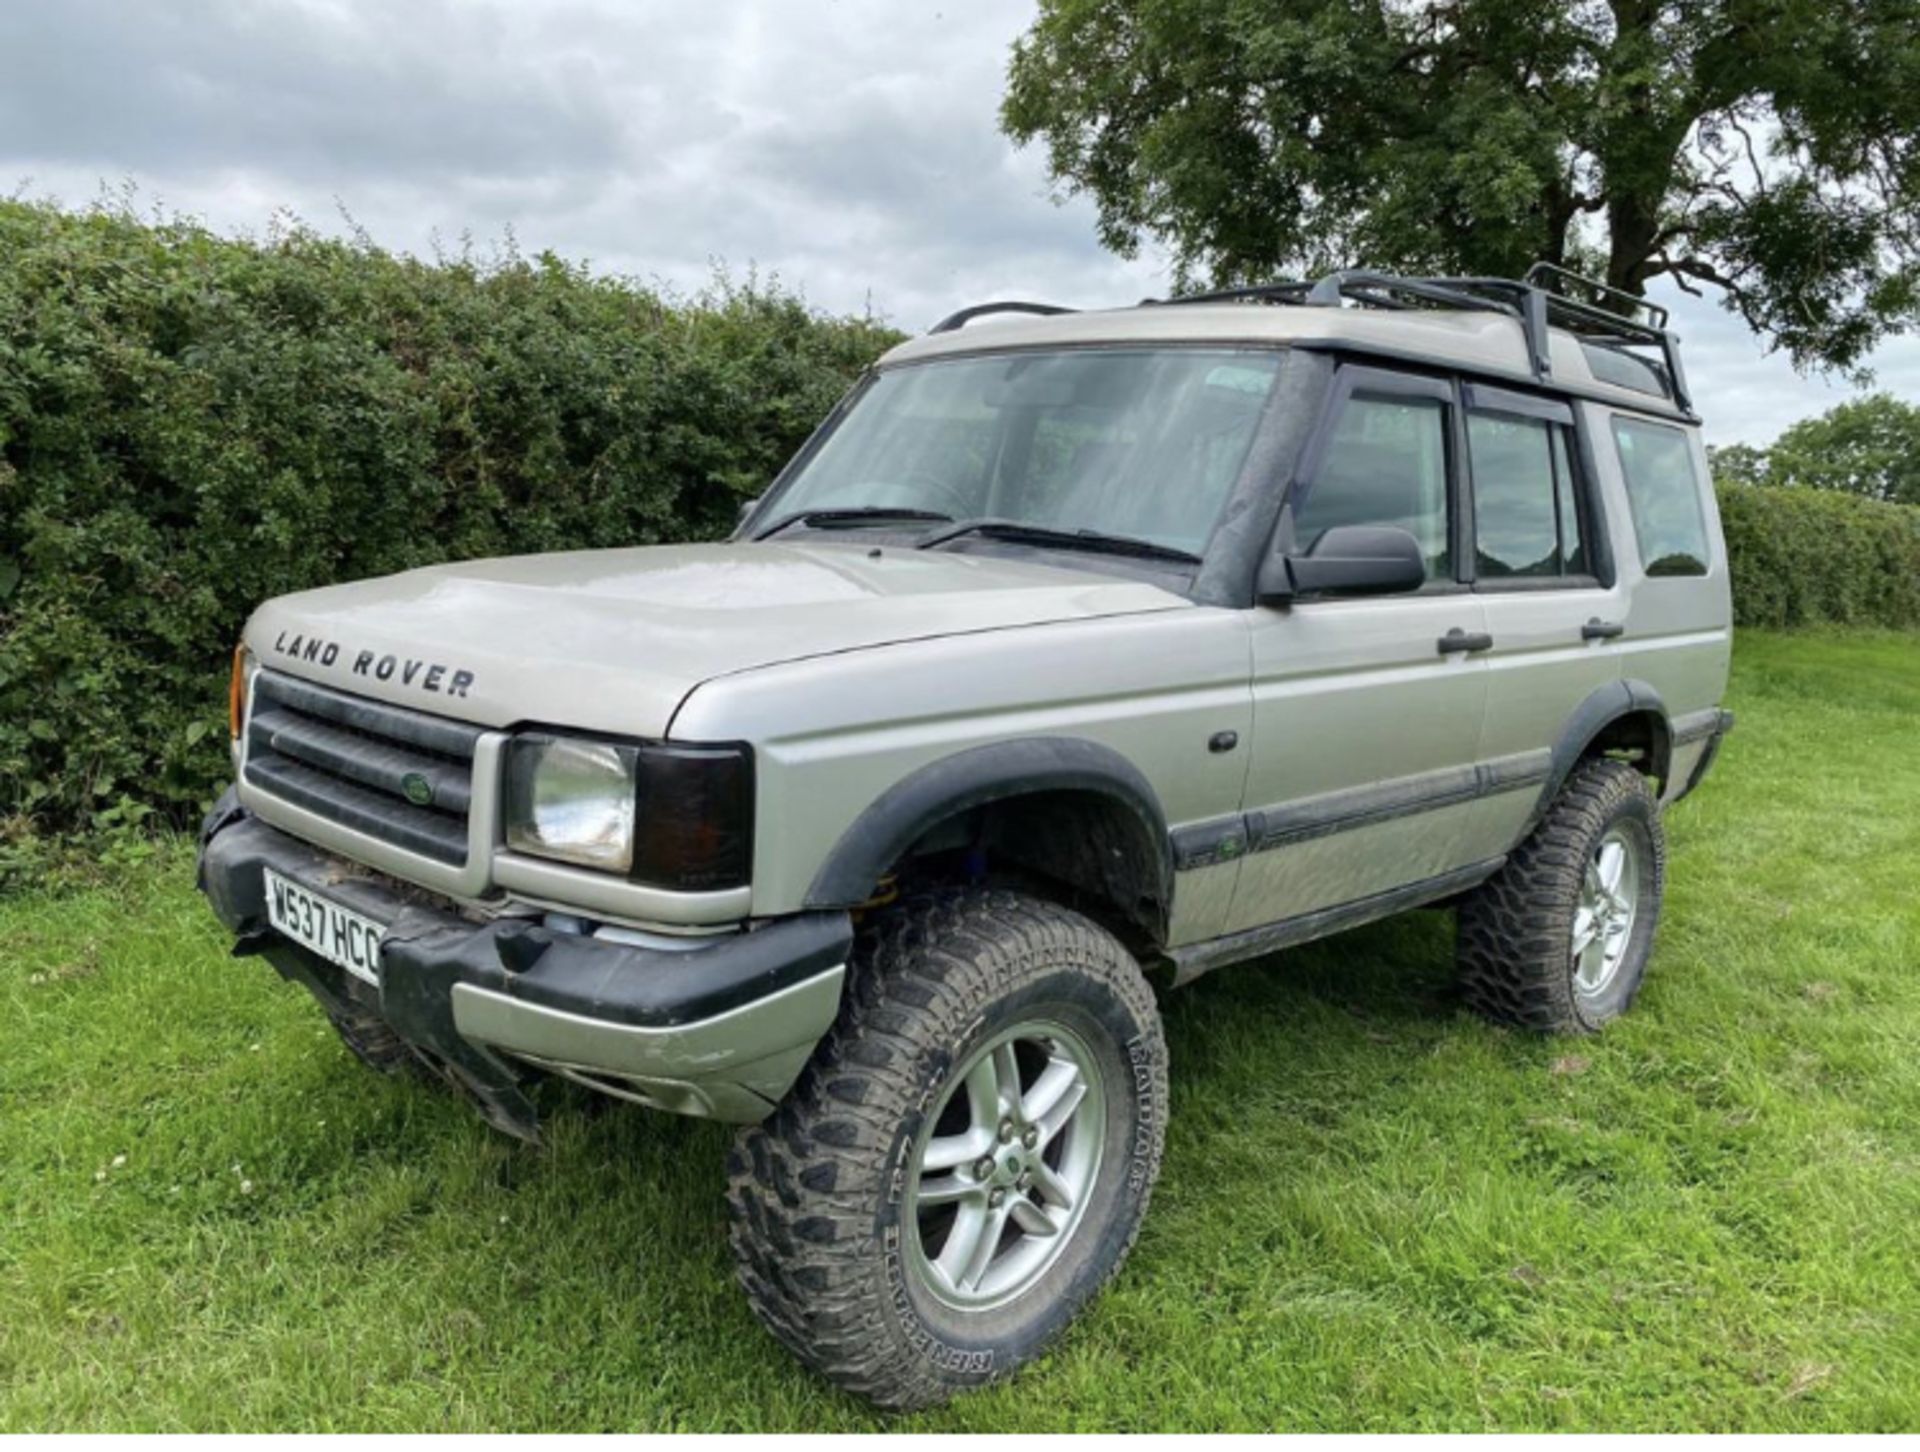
xmin=802 ymin=736 xmax=1173 ymax=912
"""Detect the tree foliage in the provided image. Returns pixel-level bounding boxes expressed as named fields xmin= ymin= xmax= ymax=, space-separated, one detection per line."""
xmin=1705 ymin=440 xmax=1771 ymax=488
xmin=0 ymin=199 xmax=897 ymax=840
xmin=1709 ymin=393 xmax=1920 ymax=503
xmin=1765 ymin=394 xmax=1920 ymax=503
xmin=1003 ymin=0 xmax=1920 ymax=372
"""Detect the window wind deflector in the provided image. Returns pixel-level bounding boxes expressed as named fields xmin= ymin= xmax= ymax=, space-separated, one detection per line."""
xmin=753 ymin=506 xmax=954 ymax=541
xmin=915 ymin=517 xmax=1201 ymax=565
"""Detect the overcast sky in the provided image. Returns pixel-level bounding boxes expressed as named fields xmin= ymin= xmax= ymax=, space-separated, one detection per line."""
xmin=5 ymin=0 xmax=1916 ymax=445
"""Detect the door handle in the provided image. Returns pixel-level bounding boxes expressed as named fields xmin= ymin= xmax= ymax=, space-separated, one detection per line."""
xmin=1437 ymin=628 xmax=1494 ymax=655
xmin=1581 ymin=618 xmax=1626 ymax=640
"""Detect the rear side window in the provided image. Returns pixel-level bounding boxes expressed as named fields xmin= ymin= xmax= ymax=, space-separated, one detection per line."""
xmin=1294 ymin=395 xmax=1451 ymax=579
xmin=1612 ymin=418 xmax=1711 ymax=577
xmin=1467 ymin=411 xmax=1589 ymax=579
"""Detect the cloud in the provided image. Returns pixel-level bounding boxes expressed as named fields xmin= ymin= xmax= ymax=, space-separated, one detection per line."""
xmin=0 ymin=0 xmax=625 ymax=182
xmin=1655 ymin=284 xmax=1920 ymax=445
xmin=3 ymin=0 xmax=1913 ymax=442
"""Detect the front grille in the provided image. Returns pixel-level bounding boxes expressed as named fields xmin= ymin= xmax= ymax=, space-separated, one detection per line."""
xmin=244 ymin=671 xmax=483 ymax=866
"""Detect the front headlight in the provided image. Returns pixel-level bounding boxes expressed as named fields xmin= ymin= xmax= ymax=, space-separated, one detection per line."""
xmin=504 ymin=732 xmax=755 ymax=890
xmin=504 ymin=733 xmax=640 ymax=871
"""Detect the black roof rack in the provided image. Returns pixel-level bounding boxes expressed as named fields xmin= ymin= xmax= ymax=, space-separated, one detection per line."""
xmin=1159 ymin=262 xmax=1691 ymax=412
xmin=926 ymin=263 xmax=1690 ymax=413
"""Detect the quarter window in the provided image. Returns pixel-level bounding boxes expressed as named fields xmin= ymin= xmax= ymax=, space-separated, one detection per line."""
xmin=1467 ymin=411 xmax=1589 ymax=579
xmin=1294 ymin=395 xmax=1451 ymax=579
xmin=1612 ymin=417 xmax=1711 ymax=576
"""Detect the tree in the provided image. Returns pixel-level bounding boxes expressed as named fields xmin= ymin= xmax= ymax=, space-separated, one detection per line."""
xmin=1706 ymin=441 xmax=1771 ymax=487
xmin=1765 ymin=393 xmax=1920 ymax=503
xmin=1002 ymin=0 xmax=1920 ymax=373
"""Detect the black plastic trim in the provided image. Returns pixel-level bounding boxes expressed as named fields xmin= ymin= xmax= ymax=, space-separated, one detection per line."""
xmin=243 ymin=755 xmax=470 ymax=864
xmin=1289 ymin=340 xmax=1697 ymax=425
xmin=250 ymin=707 xmax=473 ymax=815
xmin=1197 ymin=348 xmax=1338 ymax=609
xmin=804 ymin=737 xmax=1172 ymax=910
xmin=1247 ymin=750 xmax=1549 ymax=854
xmin=1169 ymin=814 xmax=1249 ymax=871
xmin=254 ymin=670 xmax=482 ymax=760
xmin=1532 ymin=679 xmax=1671 ymax=825
xmin=1169 ymin=856 xmax=1507 ymax=985
xmin=1669 ymin=707 xmax=1724 ymax=746
xmin=1674 ymin=710 xmax=1735 ymax=801
xmin=1171 ymin=751 xmax=1550 ymax=872
xmin=1463 ymin=382 xmax=1575 ymax=425
xmin=198 ymin=811 xmax=852 ymax=1031
xmin=930 ymin=300 xmax=1076 ymax=333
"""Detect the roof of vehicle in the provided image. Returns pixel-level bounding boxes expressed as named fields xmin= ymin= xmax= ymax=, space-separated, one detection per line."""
xmin=881 ymin=267 xmax=1699 ymax=422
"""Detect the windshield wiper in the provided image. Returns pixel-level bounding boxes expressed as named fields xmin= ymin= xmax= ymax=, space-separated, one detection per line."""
xmin=915 ymin=517 xmax=1202 ymax=565
xmin=753 ymin=506 xmax=953 ymax=541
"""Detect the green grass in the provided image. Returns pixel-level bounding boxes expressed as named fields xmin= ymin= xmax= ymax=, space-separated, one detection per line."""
xmin=3 ymin=630 xmax=1917 ymax=1431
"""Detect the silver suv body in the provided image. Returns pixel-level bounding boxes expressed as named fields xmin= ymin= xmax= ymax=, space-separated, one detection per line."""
xmin=198 ymin=268 xmax=1733 ymax=1406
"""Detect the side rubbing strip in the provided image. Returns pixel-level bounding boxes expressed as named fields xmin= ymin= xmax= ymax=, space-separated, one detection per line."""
xmin=1172 ymin=750 xmax=1551 ymax=872
xmin=1170 ymin=815 xmax=1249 ymax=871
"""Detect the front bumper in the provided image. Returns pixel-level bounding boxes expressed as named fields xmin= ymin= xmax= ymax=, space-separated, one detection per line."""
xmin=197 ymin=795 xmax=850 ymax=1139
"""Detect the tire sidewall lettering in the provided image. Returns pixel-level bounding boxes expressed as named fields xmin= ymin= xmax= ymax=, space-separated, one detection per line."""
xmin=876 ymin=966 xmax=1160 ymax=1379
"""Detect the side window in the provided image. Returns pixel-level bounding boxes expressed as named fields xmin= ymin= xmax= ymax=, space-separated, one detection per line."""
xmin=1467 ymin=409 xmax=1590 ymax=579
xmin=1294 ymin=394 xmax=1451 ymax=579
xmin=1613 ymin=417 xmax=1711 ymax=577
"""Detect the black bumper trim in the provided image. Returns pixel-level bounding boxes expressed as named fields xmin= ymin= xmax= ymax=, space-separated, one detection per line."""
xmin=1676 ymin=708 xmax=1735 ymax=801
xmin=198 ymin=805 xmax=852 ymax=1031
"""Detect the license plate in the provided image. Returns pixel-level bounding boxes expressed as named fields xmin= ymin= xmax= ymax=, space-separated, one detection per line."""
xmin=264 ymin=868 xmax=386 ymax=985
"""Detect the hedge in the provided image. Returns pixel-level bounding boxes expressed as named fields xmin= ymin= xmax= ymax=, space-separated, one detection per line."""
xmin=4 ymin=199 xmax=1917 ymax=849
xmin=0 ymin=199 xmax=899 ymax=841
xmin=1717 ymin=482 xmax=1920 ymax=630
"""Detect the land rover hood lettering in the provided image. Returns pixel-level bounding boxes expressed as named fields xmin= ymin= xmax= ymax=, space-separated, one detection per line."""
xmin=269 ymin=631 xmax=475 ymax=698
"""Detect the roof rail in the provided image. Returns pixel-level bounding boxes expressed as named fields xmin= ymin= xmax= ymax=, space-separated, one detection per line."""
xmin=1159 ymin=264 xmax=1692 ymax=413
xmin=929 ymin=300 xmax=1076 ymax=334
xmin=1524 ymin=262 xmax=1667 ymax=328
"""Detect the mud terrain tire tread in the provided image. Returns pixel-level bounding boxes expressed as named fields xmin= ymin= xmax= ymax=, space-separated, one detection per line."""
xmin=1456 ymin=757 xmax=1665 ymax=1034
xmin=725 ymin=887 xmax=1166 ymax=1411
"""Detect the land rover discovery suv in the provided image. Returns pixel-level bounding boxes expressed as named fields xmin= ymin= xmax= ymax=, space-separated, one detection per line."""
xmin=198 ymin=265 xmax=1734 ymax=1409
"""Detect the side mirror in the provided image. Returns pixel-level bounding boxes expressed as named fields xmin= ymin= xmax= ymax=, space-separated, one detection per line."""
xmin=1259 ymin=524 xmax=1427 ymax=604
xmin=735 ymin=496 xmax=761 ymax=531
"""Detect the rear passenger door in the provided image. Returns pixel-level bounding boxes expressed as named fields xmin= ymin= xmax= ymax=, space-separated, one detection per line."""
xmin=1229 ymin=366 xmax=1492 ymax=935
xmin=1464 ymin=385 xmax=1625 ymax=847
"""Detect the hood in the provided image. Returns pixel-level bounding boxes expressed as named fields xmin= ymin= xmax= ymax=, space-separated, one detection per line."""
xmin=245 ymin=541 xmax=1188 ymax=738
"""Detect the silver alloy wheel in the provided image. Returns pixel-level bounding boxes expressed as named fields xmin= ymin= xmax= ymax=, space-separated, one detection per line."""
xmin=903 ymin=1020 xmax=1107 ymax=1312
xmin=1572 ymin=825 xmax=1640 ymax=998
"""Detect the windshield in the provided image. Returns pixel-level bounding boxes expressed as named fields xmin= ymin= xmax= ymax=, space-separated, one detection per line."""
xmin=763 ymin=348 xmax=1285 ymax=557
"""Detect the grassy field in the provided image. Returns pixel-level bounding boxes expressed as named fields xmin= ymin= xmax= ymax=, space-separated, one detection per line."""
xmin=2 ymin=630 xmax=1916 ymax=1431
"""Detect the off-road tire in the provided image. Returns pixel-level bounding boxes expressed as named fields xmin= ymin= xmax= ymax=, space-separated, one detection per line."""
xmin=726 ymin=888 xmax=1168 ymax=1410
xmin=1457 ymin=758 xmax=1666 ymax=1033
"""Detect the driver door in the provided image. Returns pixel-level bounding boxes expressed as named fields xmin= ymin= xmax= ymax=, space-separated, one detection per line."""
xmin=1226 ymin=365 xmax=1492 ymax=935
